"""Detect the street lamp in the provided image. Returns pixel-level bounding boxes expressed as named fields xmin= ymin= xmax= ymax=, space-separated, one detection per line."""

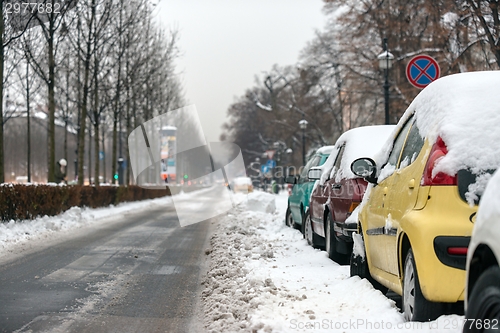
xmin=285 ymin=148 xmax=293 ymax=178
xmin=299 ymin=119 xmax=308 ymax=166
xmin=377 ymin=38 xmax=394 ymax=125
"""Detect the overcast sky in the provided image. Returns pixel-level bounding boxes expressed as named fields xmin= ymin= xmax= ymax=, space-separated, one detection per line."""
xmin=157 ymin=0 xmax=327 ymax=143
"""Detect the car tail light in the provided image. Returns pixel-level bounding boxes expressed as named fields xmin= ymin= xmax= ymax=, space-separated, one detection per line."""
xmin=447 ymin=247 xmax=468 ymax=256
xmin=421 ymin=136 xmax=457 ymax=186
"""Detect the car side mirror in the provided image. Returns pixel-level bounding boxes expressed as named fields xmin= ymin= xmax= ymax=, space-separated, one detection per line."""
xmin=285 ymin=175 xmax=297 ymax=184
xmin=308 ymin=167 xmax=322 ymax=181
xmin=351 ymin=158 xmax=378 ymax=184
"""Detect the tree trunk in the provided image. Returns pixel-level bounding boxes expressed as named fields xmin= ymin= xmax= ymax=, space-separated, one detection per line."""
xmin=0 ymin=8 xmax=5 ymax=184
xmin=101 ymin=124 xmax=106 ymax=183
xmin=111 ymin=68 xmax=122 ymax=184
xmin=77 ymin=1 xmax=95 ymax=186
xmin=47 ymin=22 xmax=56 ymax=182
xmin=77 ymin=45 xmax=92 ymax=186
xmin=88 ymin=118 xmax=92 ymax=184
xmin=93 ymin=55 xmax=99 ymax=187
xmin=64 ymin=56 xmax=70 ymax=164
xmin=26 ymin=61 xmax=31 ymax=183
xmin=125 ymin=83 xmax=131 ymax=185
xmin=94 ymin=123 xmax=99 ymax=185
xmin=111 ymin=117 xmax=117 ymax=183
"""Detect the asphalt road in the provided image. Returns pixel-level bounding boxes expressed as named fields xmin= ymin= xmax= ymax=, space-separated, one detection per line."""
xmin=0 ymin=201 xmax=212 ymax=333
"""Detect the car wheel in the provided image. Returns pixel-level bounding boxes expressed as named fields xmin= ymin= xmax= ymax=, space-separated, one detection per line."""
xmin=350 ymin=250 xmax=388 ymax=294
xmin=285 ymin=207 xmax=294 ymax=228
xmin=303 ymin=211 xmax=322 ymax=248
xmin=464 ymin=266 xmax=500 ymax=333
xmin=403 ymin=249 xmax=443 ymax=322
xmin=325 ymin=215 xmax=349 ymax=264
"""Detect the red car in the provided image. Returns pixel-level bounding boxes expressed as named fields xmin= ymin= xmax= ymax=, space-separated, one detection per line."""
xmin=305 ymin=125 xmax=395 ymax=263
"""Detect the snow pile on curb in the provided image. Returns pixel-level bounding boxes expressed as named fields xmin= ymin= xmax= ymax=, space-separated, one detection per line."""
xmin=202 ymin=191 xmax=464 ymax=333
xmin=247 ymin=191 xmax=276 ymax=214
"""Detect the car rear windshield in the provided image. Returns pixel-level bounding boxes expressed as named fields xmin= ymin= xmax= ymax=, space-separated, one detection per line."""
xmin=458 ymin=169 xmax=495 ymax=205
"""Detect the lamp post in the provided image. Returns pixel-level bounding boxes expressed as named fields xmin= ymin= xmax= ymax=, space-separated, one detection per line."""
xmin=117 ymin=157 xmax=124 ymax=185
xmin=285 ymin=148 xmax=293 ymax=178
xmin=74 ymin=157 xmax=78 ymax=180
xmin=377 ymin=38 xmax=394 ymax=125
xmin=299 ymin=119 xmax=308 ymax=166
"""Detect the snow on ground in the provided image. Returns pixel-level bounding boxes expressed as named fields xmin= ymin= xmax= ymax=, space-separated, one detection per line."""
xmin=0 ymin=187 xmax=467 ymax=332
xmin=202 ymin=190 xmax=464 ymax=333
xmin=0 ymin=195 xmax=173 ymax=255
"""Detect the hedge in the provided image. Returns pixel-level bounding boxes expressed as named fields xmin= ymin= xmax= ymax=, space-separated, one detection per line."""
xmin=0 ymin=184 xmax=170 ymax=222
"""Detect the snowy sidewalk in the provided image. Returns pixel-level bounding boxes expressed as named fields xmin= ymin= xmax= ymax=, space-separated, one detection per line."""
xmin=201 ymin=191 xmax=464 ymax=333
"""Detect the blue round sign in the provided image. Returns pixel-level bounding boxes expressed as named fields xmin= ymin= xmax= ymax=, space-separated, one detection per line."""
xmin=406 ymin=55 xmax=440 ymax=89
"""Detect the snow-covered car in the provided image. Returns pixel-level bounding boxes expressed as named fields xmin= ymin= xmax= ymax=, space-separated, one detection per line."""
xmin=464 ymin=169 xmax=500 ymax=332
xmin=350 ymin=71 xmax=500 ymax=322
xmin=306 ymin=125 xmax=395 ymax=263
xmin=285 ymin=146 xmax=334 ymax=233
xmin=231 ymin=176 xmax=254 ymax=193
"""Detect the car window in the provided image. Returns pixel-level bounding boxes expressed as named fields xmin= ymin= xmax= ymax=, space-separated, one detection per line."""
xmin=299 ymin=155 xmax=321 ymax=181
xmin=330 ymin=144 xmax=345 ymax=179
xmin=398 ymin=122 xmax=425 ymax=169
xmin=333 ymin=144 xmax=345 ymax=174
xmin=311 ymin=155 xmax=322 ymax=168
xmin=386 ymin=117 xmax=414 ymax=167
xmin=319 ymin=153 xmax=330 ymax=166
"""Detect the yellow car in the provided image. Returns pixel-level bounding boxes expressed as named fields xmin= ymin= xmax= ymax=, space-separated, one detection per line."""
xmin=350 ymin=71 xmax=500 ymax=322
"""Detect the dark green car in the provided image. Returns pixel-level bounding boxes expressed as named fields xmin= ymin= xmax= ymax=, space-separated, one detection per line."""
xmin=285 ymin=146 xmax=334 ymax=233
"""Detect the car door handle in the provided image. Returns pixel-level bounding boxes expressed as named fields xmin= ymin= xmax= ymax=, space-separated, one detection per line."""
xmin=408 ymin=179 xmax=415 ymax=189
xmin=332 ymin=184 xmax=342 ymax=189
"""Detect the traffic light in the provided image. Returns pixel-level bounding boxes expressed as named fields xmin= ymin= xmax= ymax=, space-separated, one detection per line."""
xmin=184 ymin=174 xmax=188 ymax=180
xmin=114 ymin=174 xmax=118 ymax=180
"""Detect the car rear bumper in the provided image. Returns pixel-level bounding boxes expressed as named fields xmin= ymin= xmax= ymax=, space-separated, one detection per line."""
xmin=401 ymin=186 xmax=475 ymax=302
xmin=433 ymin=236 xmax=470 ymax=270
xmin=334 ymin=221 xmax=358 ymax=239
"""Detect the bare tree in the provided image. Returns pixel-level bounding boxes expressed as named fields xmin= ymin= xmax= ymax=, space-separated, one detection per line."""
xmin=465 ymin=0 xmax=500 ymax=67
xmin=14 ymin=33 xmax=43 ymax=182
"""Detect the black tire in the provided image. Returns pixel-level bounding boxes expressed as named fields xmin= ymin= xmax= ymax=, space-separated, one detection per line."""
xmin=464 ymin=266 xmax=500 ymax=333
xmin=285 ymin=207 xmax=294 ymax=228
xmin=302 ymin=211 xmax=323 ymax=248
xmin=350 ymin=250 xmax=369 ymax=278
xmin=325 ymin=214 xmax=349 ymax=264
xmin=403 ymin=249 xmax=444 ymax=322
xmin=350 ymin=250 xmax=388 ymax=294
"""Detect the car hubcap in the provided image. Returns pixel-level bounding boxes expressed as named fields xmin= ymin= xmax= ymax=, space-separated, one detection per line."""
xmin=306 ymin=216 xmax=313 ymax=244
xmin=403 ymin=257 xmax=416 ymax=321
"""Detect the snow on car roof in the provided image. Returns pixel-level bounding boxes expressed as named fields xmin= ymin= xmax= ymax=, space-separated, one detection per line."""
xmin=319 ymin=125 xmax=396 ymax=184
xmin=379 ymin=71 xmax=500 ymax=176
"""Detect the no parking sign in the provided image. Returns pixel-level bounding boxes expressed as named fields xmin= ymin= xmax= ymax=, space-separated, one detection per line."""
xmin=406 ymin=55 xmax=440 ymax=89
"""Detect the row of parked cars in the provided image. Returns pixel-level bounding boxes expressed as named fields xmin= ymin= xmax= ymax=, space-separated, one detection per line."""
xmin=285 ymin=71 xmax=500 ymax=328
